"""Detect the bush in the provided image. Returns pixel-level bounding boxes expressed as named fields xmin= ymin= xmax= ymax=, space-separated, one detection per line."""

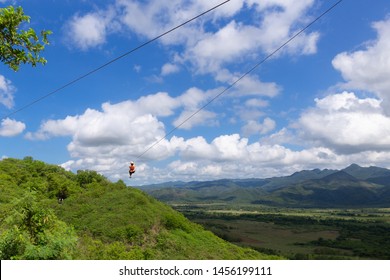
xmin=162 ymin=213 xmax=191 ymax=232
xmin=76 ymin=170 xmax=107 ymax=188
xmin=0 ymin=192 xmax=77 ymax=260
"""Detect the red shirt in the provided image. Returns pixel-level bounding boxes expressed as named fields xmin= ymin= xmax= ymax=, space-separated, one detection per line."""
xmin=129 ymin=164 xmax=135 ymax=172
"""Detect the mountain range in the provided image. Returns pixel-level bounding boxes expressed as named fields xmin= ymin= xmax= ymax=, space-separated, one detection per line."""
xmin=138 ymin=164 xmax=390 ymax=208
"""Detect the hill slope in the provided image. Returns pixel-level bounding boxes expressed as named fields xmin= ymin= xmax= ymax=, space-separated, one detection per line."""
xmin=0 ymin=157 xmax=279 ymax=260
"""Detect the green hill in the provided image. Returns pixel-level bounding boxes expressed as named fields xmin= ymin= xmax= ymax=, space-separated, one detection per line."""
xmin=0 ymin=157 xmax=280 ymax=260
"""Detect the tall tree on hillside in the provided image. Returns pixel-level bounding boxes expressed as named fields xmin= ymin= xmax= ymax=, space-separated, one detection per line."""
xmin=0 ymin=6 xmax=51 ymax=71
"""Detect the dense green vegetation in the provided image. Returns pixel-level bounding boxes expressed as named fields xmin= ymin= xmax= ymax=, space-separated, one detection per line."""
xmin=0 ymin=6 xmax=51 ymax=71
xmin=177 ymin=205 xmax=390 ymax=260
xmin=0 ymin=157 xmax=280 ymax=260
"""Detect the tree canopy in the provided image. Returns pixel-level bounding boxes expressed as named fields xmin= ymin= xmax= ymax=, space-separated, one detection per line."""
xmin=0 ymin=6 xmax=51 ymax=71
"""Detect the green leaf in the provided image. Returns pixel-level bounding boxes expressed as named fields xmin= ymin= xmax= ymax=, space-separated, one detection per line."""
xmin=0 ymin=5 xmax=51 ymax=71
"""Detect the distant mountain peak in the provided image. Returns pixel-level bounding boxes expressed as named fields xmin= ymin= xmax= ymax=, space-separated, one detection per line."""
xmin=343 ymin=163 xmax=362 ymax=172
xmin=346 ymin=163 xmax=361 ymax=169
xmin=343 ymin=163 xmax=390 ymax=180
xmin=321 ymin=170 xmax=358 ymax=182
xmin=286 ymin=168 xmax=337 ymax=183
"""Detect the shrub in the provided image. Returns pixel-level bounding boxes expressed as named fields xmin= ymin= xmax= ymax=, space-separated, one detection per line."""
xmin=0 ymin=192 xmax=77 ymax=259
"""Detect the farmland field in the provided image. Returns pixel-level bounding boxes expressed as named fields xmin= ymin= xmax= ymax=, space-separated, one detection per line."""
xmin=173 ymin=204 xmax=390 ymax=259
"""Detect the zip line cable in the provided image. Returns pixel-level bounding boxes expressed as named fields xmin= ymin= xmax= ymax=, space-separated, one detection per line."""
xmin=2 ymin=0 xmax=231 ymax=120
xmin=135 ymin=0 xmax=344 ymax=161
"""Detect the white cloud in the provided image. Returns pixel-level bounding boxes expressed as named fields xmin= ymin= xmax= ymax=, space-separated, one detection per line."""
xmin=133 ymin=64 xmax=142 ymax=73
xmin=135 ymin=91 xmax=179 ymax=116
xmin=27 ymin=87 xmax=217 ymax=141
xmin=214 ymin=69 xmax=280 ymax=98
xmin=0 ymin=75 xmax=16 ymax=109
xmin=300 ymin=17 xmax=390 ymax=154
xmin=65 ymin=0 xmax=319 ymax=80
xmin=0 ymin=118 xmax=26 ymax=137
xmin=26 ymin=88 xmax=217 ymax=162
xmin=182 ymin=0 xmax=318 ymax=75
xmin=26 ymin=96 xmax=172 ymax=147
xmin=242 ymin=117 xmax=276 ymax=137
xmin=252 ymin=0 xmax=319 ymax=54
xmin=297 ymin=92 xmax=390 ymax=154
xmin=261 ymin=127 xmax=297 ymax=146
xmin=245 ymin=98 xmax=269 ymax=108
xmin=332 ymin=17 xmax=390 ymax=115
xmin=178 ymin=134 xmax=284 ymax=164
xmin=165 ymin=133 xmax=386 ymax=181
xmin=65 ymin=8 xmax=117 ymax=50
xmin=161 ymin=63 xmax=180 ymax=76
xmin=173 ymin=109 xmax=218 ymax=130
xmin=187 ymin=21 xmax=259 ymax=72
xmin=235 ymin=75 xmax=281 ymax=98
xmin=177 ymin=87 xmax=211 ymax=110
xmin=171 ymin=87 xmax=221 ymax=129
xmin=162 ymin=147 xmax=390 ymax=182
xmin=116 ymin=0 xmax=239 ymax=45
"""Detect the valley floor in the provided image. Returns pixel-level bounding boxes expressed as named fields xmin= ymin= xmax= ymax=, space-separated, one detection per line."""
xmin=172 ymin=204 xmax=390 ymax=260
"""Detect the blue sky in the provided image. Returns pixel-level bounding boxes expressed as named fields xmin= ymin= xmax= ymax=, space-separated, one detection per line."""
xmin=1 ymin=0 xmax=390 ymax=185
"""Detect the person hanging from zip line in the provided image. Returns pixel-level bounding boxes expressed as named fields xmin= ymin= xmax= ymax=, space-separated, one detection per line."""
xmin=129 ymin=161 xmax=136 ymax=178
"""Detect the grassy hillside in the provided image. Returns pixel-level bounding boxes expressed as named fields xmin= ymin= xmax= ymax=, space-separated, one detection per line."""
xmin=0 ymin=157 xmax=280 ymax=260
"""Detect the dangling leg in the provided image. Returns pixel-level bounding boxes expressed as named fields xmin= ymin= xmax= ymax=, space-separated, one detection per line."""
xmin=130 ymin=171 xmax=135 ymax=178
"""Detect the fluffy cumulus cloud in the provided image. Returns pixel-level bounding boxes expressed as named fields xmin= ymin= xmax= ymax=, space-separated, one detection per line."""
xmin=161 ymin=63 xmax=180 ymax=76
xmin=185 ymin=0 xmax=318 ymax=72
xmin=173 ymin=109 xmax=217 ymax=130
xmin=65 ymin=0 xmax=319 ymax=52
xmin=332 ymin=17 xmax=390 ymax=115
xmin=28 ymin=99 xmax=173 ymax=178
xmin=249 ymin=0 xmax=319 ymax=53
xmin=214 ymin=70 xmax=281 ymax=98
xmin=296 ymin=17 xmax=390 ymax=156
xmin=0 ymin=118 xmax=26 ymax=137
xmin=64 ymin=8 xmax=118 ymax=50
xmin=172 ymin=87 xmax=220 ymax=129
xmin=297 ymin=92 xmax=390 ymax=154
xmin=242 ymin=117 xmax=276 ymax=137
xmin=0 ymin=75 xmax=16 ymax=109
xmin=28 ymin=87 xmax=221 ymax=144
xmin=116 ymin=0 xmax=241 ymax=45
xmin=165 ymin=134 xmax=381 ymax=182
xmin=26 ymin=88 xmax=218 ymax=176
xmin=64 ymin=0 xmax=319 ymax=84
xmin=26 ymin=91 xmax=179 ymax=144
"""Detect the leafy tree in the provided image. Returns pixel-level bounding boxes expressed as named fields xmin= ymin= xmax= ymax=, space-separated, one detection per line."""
xmin=76 ymin=170 xmax=107 ymax=188
xmin=0 ymin=6 xmax=51 ymax=71
xmin=0 ymin=192 xmax=77 ymax=259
